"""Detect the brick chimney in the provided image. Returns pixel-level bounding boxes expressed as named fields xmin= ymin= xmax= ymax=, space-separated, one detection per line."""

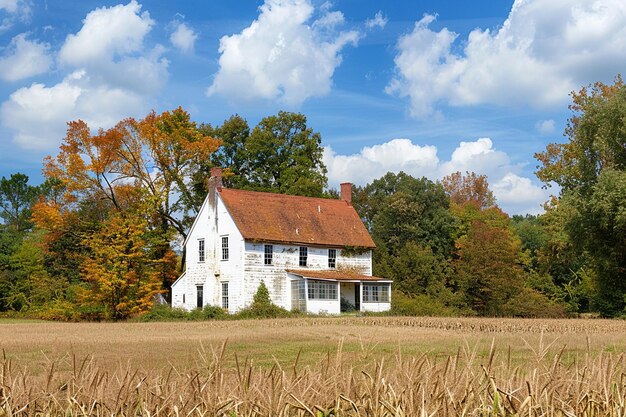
xmin=210 ymin=167 xmax=223 ymax=190
xmin=340 ymin=182 xmax=352 ymax=205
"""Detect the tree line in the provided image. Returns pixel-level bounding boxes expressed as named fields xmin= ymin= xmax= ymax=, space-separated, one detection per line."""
xmin=0 ymin=77 xmax=624 ymax=320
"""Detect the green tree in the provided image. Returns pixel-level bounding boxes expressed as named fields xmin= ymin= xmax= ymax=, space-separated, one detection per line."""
xmin=535 ymin=77 xmax=626 ymax=315
xmin=354 ymin=172 xmax=456 ymax=258
xmin=0 ymin=173 xmax=40 ymax=232
xmin=198 ymin=111 xmax=327 ymax=197
xmin=243 ymin=111 xmax=327 ymax=196
xmin=454 ymin=216 xmax=525 ymax=315
xmin=200 ymin=114 xmax=251 ymax=189
xmin=391 ymin=242 xmax=452 ymax=300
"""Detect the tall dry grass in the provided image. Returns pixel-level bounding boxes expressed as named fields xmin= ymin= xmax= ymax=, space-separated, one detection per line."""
xmin=2 ymin=333 xmax=626 ymax=416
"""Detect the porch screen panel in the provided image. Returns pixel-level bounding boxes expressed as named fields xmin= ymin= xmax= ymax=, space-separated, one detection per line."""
xmin=362 ymin=283 xmax=390 ymax=302
xmin=291 ymin=280 xmax=306 ymax=311
xmin=307 ymin=280 xmax=338 ymax=300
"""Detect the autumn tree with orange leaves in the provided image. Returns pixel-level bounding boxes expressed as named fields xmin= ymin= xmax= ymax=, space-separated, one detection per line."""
xmin=441 ymin=171 xmax=496 ymax=210
xmin=78 ymin=215 xmax=164 ymax=320
xmin=32 ymin=108 xmax=219 ymax=317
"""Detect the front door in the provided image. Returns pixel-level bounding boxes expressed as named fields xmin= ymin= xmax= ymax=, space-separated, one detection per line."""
xmin=354 ymin=283 xmax=360 ymax=311
xmin=196 ymin=285 xmax=204 ymax=309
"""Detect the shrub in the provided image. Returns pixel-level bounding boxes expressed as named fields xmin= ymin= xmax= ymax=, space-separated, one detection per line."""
xmin=236 ymin=303 xmax=292 ymax=319
xmin=30 ymin=300 xmax=80 ymax=321
xmin=139 ymin=304 xmax=228 ymax=322
xmin=139 ymin=304 xmax=189 ymax=321
xmin=236 ymin=282 xmax=293 ymax=319
xmin=253 ymin=281 xmax=271 ymax=305
xmin=340 ymin=297 xmax=356 ymax=312
xmin=192 ymin=305 xmax=228 ymax=320
xmin=391 ymin=290 xmax=459 ymax=317
xmin=502 ymin=288 xmax=568 ymax=318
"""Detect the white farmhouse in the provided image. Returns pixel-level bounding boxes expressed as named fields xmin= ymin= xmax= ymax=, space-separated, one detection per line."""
xmin=171 ymin=168 xmax=391 ymax=314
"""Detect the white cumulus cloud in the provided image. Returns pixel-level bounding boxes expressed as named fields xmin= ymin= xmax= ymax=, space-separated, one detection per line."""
xmin=324 ymin=137 xmax=549 ymax=215
xmin=0 ymin=71 xmax=146 ymax=151
xmin=439 ymin=138 xmax=512 ymax=178
xmin=387 ymin=0 xmax=626 ymax=118
xmin=1 ymin=1 xmax=166 ymax=151
xmin=492 ymin=173 xmax=551 ymax=215
xmin=207 ymin=0 xmax=360 ymax=106
xmin=365 ymin=11 xmax=387 ymax=29
xmin=59 ymin=0 xmax=153 ymax=65
xmin=0 ymin=33 xmax=52 ymax=81
xmin=170 ymin=21 xmax=197 ymax=53
xmin=324 ymin=139 xmax=439 ymax=185
xmin=0 ymin=0 xmax=31 ymax=31
xmin=536 ymin=119 xmax=556 ymax=134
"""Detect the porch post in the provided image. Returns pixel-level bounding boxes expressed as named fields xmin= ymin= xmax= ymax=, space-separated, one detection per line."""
xmin=303 ymin=278 xmax=309 ymax=311
xmin=359 ymin=282 xmax=363 ymax=312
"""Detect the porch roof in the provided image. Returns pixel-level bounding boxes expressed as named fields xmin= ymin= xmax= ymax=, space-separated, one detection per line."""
xmin=286 ymin=269 xmax=391 ymax=282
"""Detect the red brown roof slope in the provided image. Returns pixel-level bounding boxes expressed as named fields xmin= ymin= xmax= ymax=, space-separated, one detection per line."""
xmin=287 ymin=269 xmax=390 ymax=282
xmin=219 ymin=188 xmax=375 ymax=248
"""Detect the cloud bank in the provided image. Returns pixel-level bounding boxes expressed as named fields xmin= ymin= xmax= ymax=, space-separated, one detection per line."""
xmin=324 ymin=137 xmax=551 ymax=215
xmin=1 ymin=0 xmax=167 ymax=151
xmin=387 ymin=0 xmax=626 ymax=118
xmin=207 ymin=0 xmax=359 ymax=106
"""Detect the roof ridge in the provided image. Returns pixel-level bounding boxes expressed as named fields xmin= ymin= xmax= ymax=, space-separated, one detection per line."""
xmin=220 ymin=187 xmax=348 ymax=204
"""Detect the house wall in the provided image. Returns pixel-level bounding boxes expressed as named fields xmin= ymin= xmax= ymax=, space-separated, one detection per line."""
xmin=339 ymin=282 xmax=357 ymax=306
xmin=306 ymin=298 xmax=340 ymax=314
xmin=361 ymin=302 xmax=391 ymax=312
xmin=172 ymin=194 xmax=244 ymax=313
xmin=242 ymin=243 xmax=372 ymax=311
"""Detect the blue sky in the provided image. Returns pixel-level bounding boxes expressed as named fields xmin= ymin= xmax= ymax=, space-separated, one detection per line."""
xmin=1 ymin=0 xmax=625 ymax=214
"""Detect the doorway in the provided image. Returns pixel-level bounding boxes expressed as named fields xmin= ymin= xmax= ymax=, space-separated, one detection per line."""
xmin=196 ymin=285 xmax=203 ymax=309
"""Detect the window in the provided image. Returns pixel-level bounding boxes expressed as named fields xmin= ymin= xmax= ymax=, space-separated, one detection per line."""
xmin=198 ymin=239 xmax=205 ymax=262
xmin=264 ymin=244 xmax=273 ymax=265
xmin=328 ymin=249 xmax=336 ymax=268
xmin=221 ymin=282 xmax=229 ymax=309
xmin=307 ymin=280 xmax=338 ymax=300
xmin=299 ymin=246 xmax=308 ymax=267
xmin=221 ymin=236 xmax=229 ymax=261
xmin=362 ymin=284 xmax=390 ymax=303
xmin=291 ymin=280 xmax=306 ymax=311
xmin=196 ymin=285 xmax=204 ymax=308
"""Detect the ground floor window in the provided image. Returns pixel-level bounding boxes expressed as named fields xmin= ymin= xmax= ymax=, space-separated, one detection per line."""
xmin=221 ymin=282 xmax=229 ymax=309
xmin=291 ymin=279 xmax=306 ymax=311
xmin=362 ymin=283 xmax=390 ymax=303
xmin=307 ymin=280 xmax=338 ymax=300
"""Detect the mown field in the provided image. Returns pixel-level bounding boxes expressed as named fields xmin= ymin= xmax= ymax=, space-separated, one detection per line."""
xmin=2 ymin=316 xmax=626 ymax=416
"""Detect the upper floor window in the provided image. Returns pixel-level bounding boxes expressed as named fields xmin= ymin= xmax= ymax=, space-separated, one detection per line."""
xmin=221 ymin=236 xmax=229 ymax=261
xmin=328 ymin=249 xmax=336 ymax=268
xmin=198 ymin=239 xmax=205 ymax=263
xmin=264 ymin=244 xmax=273 ymax=265
xmin=299 ymin=246 xmax=308 ymax=267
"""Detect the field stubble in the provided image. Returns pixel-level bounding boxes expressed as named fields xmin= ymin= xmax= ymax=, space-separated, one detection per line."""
xmin=1 ymin=316 xmax=626 ymax=416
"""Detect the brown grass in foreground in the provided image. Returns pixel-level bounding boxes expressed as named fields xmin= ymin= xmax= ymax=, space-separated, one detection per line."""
xmin=2 ymin=333 xmax=626 ymax=416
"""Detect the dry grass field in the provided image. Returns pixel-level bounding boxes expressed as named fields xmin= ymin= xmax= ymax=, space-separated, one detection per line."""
xmin=2 ymin=316 xmax=626 ymax=416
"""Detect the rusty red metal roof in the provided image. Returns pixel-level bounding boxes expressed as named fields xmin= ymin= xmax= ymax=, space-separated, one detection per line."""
xmin=286 ymin=269 xmax=390 ymax=282
xmin=219 ymin=188 xmax=375 ymax=248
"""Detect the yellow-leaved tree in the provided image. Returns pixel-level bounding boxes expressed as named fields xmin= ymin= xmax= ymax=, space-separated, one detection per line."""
xmin=79 ymin=215 xmax=163 ymax=320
